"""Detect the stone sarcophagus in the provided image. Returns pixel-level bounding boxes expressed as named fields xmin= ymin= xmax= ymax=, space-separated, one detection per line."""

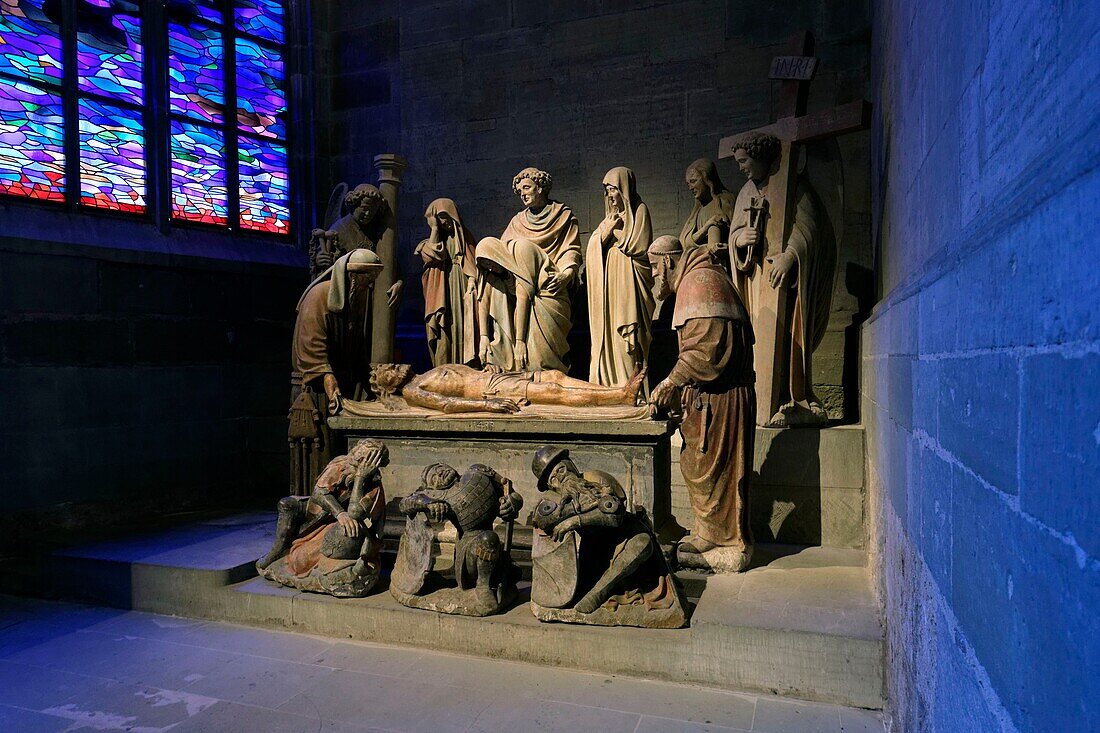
xmin=329 ymin=414 xmax=675 ymax=538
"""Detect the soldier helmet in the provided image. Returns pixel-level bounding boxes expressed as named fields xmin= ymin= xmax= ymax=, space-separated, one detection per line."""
xmin=531 ymin=445 xmax=570 ymax=492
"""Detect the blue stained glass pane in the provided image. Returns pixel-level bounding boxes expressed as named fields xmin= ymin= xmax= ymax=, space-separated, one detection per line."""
xmin=234 ymin=0 xmax=283 ymax=44
xmin=79 ymin=98 xmax=145 ymax=212
xmin=239 ymin=136 xmax=287 ymax=234
xmin=236 ymin=37 xmax=284 ymax=139
xmin=0 ymin=79 xmax=64 ymax=200
xmin=164 ymin=1 xmax=222 ymax=29
xmin=77 ymin=2 xmax=143 ymax=105
xmin=168 ymin=21 xmax=224 ymax=124
xmin=0 ymin=0 xmax=63 ymax=84
xmin=170 ymin=119 xmax=227 ymax=225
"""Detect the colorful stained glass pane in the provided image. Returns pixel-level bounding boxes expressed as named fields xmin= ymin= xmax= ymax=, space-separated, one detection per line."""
xmin=0 ymin=0 xmax=63 ymax=84
xmin=234 ymin=0 xmax=283 ymax=44
xmin=168 ymin=22 xmax=224 ymax=124
xmin=78 ymin=98 xmax=145 ymax=212
xmin=236 ymin=37 xmax=284 ymax=139
xmin=239 ymin=136 xmax=287 ymax=234
xmin=77 ymin=3 xmax=143 ymax=104
xmin=165 ymin=0 xmax=222 ymax=27
xmin=170 ymin=119 xmax=227 ymax=225
xmin=0 ymin=79 xmax=64 ymax=200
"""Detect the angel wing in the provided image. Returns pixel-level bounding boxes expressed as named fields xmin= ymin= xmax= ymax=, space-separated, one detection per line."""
xmin=323 ymin=182 xmax=349 ymax=230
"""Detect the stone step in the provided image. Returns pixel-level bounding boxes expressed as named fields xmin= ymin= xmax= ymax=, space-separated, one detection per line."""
xmin=38 ymin=512 xmax=884 ymax=709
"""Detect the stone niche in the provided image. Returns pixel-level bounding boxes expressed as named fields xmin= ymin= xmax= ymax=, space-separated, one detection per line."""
xmin=330 ymin=415 xmax=674 ymax=533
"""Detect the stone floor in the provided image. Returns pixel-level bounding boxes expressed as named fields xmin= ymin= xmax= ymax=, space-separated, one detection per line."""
xmin=0 ymin=595 xmax=885 ymax=733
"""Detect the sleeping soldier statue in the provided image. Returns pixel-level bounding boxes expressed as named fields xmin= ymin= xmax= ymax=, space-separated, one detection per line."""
xmin=528 ymin=446 xmax=687 ymax=628
xmin=256 ymin=439 xmax=388 ymax=598
xmin=390 ymin=462 xmax=523 ymax=616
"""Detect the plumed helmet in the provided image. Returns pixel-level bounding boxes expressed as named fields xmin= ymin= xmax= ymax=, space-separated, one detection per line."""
xmin=531 ymin=445 xmax=570 ymax=492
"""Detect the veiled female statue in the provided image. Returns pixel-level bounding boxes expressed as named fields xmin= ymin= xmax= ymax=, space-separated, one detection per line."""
xmin=414 ymin=198 xmax=480 ymax=366
xmin=586 ymin=167 xmax=655 ymax=386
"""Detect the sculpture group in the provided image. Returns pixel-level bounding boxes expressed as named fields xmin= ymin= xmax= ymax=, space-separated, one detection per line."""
xmin=270 ymin=128 xmax=841 ymax=620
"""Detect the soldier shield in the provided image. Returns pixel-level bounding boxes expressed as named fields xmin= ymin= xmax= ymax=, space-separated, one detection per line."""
xmin=531 ymin=529 xmax=580 ymax=609
xmin=392 ymin=512 xmax=435 ymax=595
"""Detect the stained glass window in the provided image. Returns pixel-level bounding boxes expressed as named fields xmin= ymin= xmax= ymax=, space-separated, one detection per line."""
xmin=0 ymin=80 xmax=65 ymax=200
xmin=79 ymin=97 xmax=144 ymax=211
xmin=77 ymin=0 xmax=143 ymax=105
xmin=234 ymin=0 xmax=283 ymax=44
xmin=0 ymin=0 xmax=291 ymax=237
xmin=171 ymin=120 xmax=227 ymax=225
xmin=0 ymin=0 xmax=63 ymax=85
xmin=239 ymin=136 xmax=288 ymax=234
xmin=168 ymin=21 xmax=224 ymax=124
xmin=235 ymin=36 xmax=284 ymax=139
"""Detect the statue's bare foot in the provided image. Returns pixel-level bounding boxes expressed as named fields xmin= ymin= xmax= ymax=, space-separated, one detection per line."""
xmin=623 ymin=368 xmax=646 ymax=404
xmin=678 ymin=535 xmax=718 ymax=554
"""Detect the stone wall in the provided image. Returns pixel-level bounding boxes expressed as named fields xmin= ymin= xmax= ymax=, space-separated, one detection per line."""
xmin=311 ymin=0 xmax=872 ymax=412
xmin=0 ymin=206 xmax=308 ymax=549
xmin=866 ymin=2 xmax=1100 ymax=731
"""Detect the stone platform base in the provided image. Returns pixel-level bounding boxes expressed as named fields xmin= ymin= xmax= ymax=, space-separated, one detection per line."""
xmin=390 ymin=578 xmax=515 ymax=617
xmin=37 ymin=512 xmax=884 ymax=709
xmin=330 ymin=414 xmax=674 ymax=532
xmin=677 ymin=544 xmax=754 ymax=573
xmin=530 ymin=599 xmax=686 ymax=629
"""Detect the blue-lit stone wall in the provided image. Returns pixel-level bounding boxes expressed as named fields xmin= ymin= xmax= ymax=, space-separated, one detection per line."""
xmin=866 ymin=1 xmax=1100 ymax=730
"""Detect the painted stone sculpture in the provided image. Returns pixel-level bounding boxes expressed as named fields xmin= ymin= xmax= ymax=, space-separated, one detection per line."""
xmin=586 ymin=167 xmax=656 ymax=387
xmin=679 ymin=158 xmax=738 ymax=256
xmin=528 ymin=446 xmax=687 ymax=628
xmin=352 ymin=362 xmax=645 ymax=415
xmin=257 ymin=439 xmax=388 ymax=598
xmin=415 ymin=198 xmax=480 ymax=367
xmin=288 ymin=249 xmax=383 ymax=496
xmin=727 ymin=132 xmax=837 ymax=427
xmin=475 ymin=167 xmax=581 ymax=372
xmin=391 ymin=462 xmax=523 ymax=616
xmin=648 ymin=236 xmax=757 ymax=573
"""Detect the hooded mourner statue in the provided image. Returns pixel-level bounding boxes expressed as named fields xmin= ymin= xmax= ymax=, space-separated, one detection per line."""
xmin=288 ymin=249 xmax=383 ymax=496
xmin=527 ymin=446 xmax=687 ymax=628
xmin=648 ymin=235 xmax=757 ymax=573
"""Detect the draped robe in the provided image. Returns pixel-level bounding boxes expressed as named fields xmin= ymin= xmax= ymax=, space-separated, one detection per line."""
xmin=727 ymin=176 xmax=836 ymax=408
xmin=478 ymin=201 xmax=581 ymax=372
xmin=475 ymin=237 xmax=571 ymax=373
xmin=415 ymin=199 xmax=479 ymax=366
xmin=586 ymin=167 xmax=655 ymax=386
xmin=669 ymin=247 xmax=756 ymax=548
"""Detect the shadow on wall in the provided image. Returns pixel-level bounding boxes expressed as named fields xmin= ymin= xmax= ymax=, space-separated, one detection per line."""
xmin=752 ymin=427 xmax=823 ymax=545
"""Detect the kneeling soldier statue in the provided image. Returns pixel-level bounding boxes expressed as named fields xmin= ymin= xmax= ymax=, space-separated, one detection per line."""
xmin=257 ymin=439 xmax=387 ymax=598
xmin=391 ymin=462 xmax=522 ymax=616
xmin=528 ymin=446 xmax=687 ymax=628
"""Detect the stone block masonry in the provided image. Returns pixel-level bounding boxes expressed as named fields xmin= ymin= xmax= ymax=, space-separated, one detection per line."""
xmin=0 ymin=238 xmax=307 ymax=547
xmin=867 ymin=1 xmax=1100 ymax=731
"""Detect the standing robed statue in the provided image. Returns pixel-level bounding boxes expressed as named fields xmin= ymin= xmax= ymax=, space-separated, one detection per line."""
xmin=586 ymin=167 xmax=655 ymax=387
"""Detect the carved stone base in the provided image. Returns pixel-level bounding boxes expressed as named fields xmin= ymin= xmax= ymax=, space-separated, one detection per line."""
xmin=676 ymin=544 xmax=754 ymax=574
xmin=530 ymin=596 xmax=686 ymax=629
xmin=765 ymin=401 xmax=829 ymax=428
xmin=258 ymin=556 xmax=380 ymax=598
xmin=390 ymin=571 xmax=517 ymax=617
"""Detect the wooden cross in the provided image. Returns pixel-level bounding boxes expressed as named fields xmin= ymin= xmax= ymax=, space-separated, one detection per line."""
xmin=717 ymin=31 xmax=871 ymax=426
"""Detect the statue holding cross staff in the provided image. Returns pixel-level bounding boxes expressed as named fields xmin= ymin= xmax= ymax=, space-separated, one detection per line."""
xmin=718 ymin=30 xmax=870 ymax=427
